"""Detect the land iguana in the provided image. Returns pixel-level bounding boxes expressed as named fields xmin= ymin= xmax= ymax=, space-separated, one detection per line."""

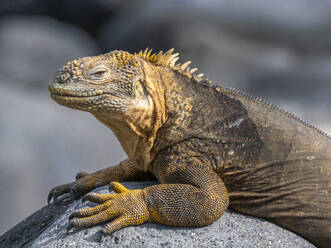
xmin=48 ymin=48 xmax=331 ymax=247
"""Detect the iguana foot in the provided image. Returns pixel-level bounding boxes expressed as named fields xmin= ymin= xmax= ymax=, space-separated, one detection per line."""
xmin=48 ymin=171 xmax=106 ymax=205
xmin=67 ymin=182 xmax=150 ymax=234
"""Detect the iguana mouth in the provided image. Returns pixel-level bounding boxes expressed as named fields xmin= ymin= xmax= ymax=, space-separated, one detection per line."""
xmin=48 ymin=85 xmax=107 ymax=103
xmin=48 ymin=86 xmax=104 ymax=98
xmin=50 ymin=94 xmax=106 ymax=103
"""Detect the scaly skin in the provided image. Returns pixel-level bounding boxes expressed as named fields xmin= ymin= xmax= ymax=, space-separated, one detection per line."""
xmin=48 ymin=48 xmax=330 ymax=247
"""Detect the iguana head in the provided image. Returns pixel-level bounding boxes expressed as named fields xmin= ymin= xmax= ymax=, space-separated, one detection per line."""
xmin=49 ymin=48 xmax=203 ymax=171
xmin=49 ymin=49 xmax=181 ymax=170
xmin=49 ymin=50 xmax=151 ymax=115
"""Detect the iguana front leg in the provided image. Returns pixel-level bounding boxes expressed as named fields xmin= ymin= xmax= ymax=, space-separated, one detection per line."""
xmin=68 ymin=153 xmax=229 ymax=234
xmin=48 ymin=159 xmax=155 ymax=204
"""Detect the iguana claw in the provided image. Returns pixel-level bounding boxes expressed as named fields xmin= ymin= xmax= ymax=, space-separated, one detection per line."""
xmin=47 ymin=182 xmax=75 ymax=204
xmin=75 ymin=171 xmax=90 ymax=180
xmin=47 ymin=171 xmax=105 ymax=205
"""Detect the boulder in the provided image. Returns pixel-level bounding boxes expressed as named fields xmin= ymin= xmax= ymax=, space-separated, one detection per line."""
xmin=1 ymin=182 xmax=315 ymax=248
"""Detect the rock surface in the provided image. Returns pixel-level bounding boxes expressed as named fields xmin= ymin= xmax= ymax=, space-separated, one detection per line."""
xmin=0 ymin=182 xmax=315 ymax=248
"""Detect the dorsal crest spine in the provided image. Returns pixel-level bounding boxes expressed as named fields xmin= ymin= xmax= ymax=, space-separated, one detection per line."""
xmin=136 ymin=48 xmax=204 ymax=82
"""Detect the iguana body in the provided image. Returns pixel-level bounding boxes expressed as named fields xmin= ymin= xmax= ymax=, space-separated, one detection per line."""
xmin=48 ymin=49 xmax=331 ymax=247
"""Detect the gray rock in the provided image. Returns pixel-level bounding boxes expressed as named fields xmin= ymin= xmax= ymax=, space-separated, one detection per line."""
xmin=16 ymin=182 xmax=314 ymax=248
xmin=0 ymin=202 xmax=69 ymax=248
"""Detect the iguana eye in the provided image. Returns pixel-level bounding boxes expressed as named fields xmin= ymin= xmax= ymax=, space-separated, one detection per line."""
xmin=60 ymin=72 xmax=70 ymax=81
xmin=88 ymin=66 xmax=109 ymax=80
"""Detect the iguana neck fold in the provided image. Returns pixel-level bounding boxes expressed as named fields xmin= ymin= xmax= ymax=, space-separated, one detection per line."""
xmin=94 ymin=60 xmax=168 ymax=171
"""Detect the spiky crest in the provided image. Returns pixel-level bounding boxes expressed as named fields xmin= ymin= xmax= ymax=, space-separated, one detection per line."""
xmin=136 ymin=48 xmax=204 ymax=82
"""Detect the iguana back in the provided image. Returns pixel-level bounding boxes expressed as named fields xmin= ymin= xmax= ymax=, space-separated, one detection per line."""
xmin=215 ymin=87 xmax=331 ymax=247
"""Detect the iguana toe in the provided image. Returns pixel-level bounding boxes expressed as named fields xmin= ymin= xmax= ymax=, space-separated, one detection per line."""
xmin=82 ymin=192 xmax=115 ymax=204
xmin=67 ymin=182 xmax=150 ymax=234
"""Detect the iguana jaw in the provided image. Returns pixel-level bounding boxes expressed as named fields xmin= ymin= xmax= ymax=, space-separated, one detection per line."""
xmin=49 ymin=87 xmax=106 ymax=103
xmin=48 ymin=82 xmax=129 ymax=113
xmin=50 ymin=93 xmax=108 ymax=111
xmin=49 ymin=86 xmax=105 ymax=98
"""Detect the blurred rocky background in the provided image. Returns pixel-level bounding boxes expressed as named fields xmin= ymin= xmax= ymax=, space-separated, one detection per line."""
xmin=0 ymin=0 xmax=331 ymax=235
